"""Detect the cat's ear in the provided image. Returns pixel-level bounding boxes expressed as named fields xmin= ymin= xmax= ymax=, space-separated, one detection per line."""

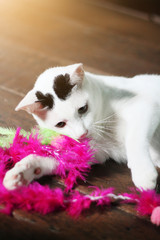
xmin=71 ymin=63 xmax=84 ymax=85
xmin=15 ymin=90 xmax=43 ymax=114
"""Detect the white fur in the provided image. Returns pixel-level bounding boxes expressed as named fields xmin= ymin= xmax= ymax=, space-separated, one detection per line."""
xmin=3 ymin=154 xmax=58 ymax=190
xmin=3 ymin=64 xmax=160 ymax=190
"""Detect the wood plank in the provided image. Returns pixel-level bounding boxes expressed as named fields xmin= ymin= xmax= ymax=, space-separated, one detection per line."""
xmin=0 ymin=0 xmax=159 ymax=77
xmin=80 ymin=161 xmax=134 ymax=193
xmin=0 ymin=37 xmax=106 ymax=95
xmin=0 ymin=212 xmax=62 ymax=240
xmin=0 ymin=89 xmax=34 ymax=129
xmin=12 ymin=208 xmax=160 ymax=240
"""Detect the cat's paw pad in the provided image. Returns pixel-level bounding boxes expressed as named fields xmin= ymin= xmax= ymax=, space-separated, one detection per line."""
xmin=3 ymin=168 xmax=28 ymax=190
xmin=3 ymin=162 xmax=42 ymax=190
xmin=132 ymin=167 xmax=158 ymax=190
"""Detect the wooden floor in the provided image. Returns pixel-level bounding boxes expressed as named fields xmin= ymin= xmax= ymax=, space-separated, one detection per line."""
xmin=0 ymin=0 xmax=160 ymax=239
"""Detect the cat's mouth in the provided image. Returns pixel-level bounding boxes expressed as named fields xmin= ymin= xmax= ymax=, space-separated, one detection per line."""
xmin=79 ymin=130 xmax=89 ymax=140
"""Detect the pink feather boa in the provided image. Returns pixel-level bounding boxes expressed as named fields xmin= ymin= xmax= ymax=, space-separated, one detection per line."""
xmin=0 ymin=127 xmax=160 ymax=226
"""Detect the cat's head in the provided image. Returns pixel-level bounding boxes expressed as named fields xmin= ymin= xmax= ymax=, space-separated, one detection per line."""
xmin=16 ymin=63 xmax=93 ymax=139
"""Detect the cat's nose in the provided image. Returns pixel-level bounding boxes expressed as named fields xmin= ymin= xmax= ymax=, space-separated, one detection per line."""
xmin=79 ymin=130 xmax=88 ymax=140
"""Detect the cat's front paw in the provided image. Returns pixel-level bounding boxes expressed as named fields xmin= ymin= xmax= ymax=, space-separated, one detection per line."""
xmin=131 ymin=166 xmax=158 ymax=190
xmin=3 ymin=155 xmax=42 ymax=190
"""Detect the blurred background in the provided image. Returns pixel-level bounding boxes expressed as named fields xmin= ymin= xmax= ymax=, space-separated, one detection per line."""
xmin=100 ymin=0 xmax=160 ymax=15
xmin=0 ymin=0 xmax=160 ymax=127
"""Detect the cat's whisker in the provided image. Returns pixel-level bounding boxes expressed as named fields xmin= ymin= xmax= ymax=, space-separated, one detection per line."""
xmin=94 ymin=120 xmax=117 ymax=126
xmin=92 ymin=126 xmax=106 ymax=139
xmin=95 ymin=118 xmax=117 ymax=124
xmin=93 ymin=124 xmax=116 ymax=130
xmin=93 ymin=130 xmax=104 ymax=140
xmin=94 ymin=113 xmax=117 ymax=124
xmin=93 ymin=124 xmax=116 ymax=132
xmin=93 ymin=126 xmax=115 ymax=139
xmin=98 ymin=130 xmax=115 ymax=139
xmin=94 ymin=128 xmax=116 ymax=135
xmin=94 ymin=120 xmax=115 ymax=125
xmin=93 ymin=129 xmax=118 ymax=148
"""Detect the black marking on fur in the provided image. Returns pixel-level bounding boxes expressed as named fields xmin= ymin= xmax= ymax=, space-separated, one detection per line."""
xmin=36 ymin=91 xmax=54 ymax=109
xmin=54 ymin=74 xmax=75 ymax=100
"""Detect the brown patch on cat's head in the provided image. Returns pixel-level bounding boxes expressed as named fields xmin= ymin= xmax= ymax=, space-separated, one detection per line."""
xmin=35 ymin=91 xmax=54 ymax=109
xmin=53 ymin=74 xmax=75 ymax=100
xmin=34 ymin=91 xmax=54 ymax=120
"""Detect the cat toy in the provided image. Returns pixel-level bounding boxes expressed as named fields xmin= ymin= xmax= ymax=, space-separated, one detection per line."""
xmin=0 ymin=126 xmax=160 ymax=226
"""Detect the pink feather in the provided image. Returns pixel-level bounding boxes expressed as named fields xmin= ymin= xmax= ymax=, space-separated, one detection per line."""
xmin=151 ymin=206 xmax=160 ymax=226
xmin=0 ymin=127 xmax=160 ymax=226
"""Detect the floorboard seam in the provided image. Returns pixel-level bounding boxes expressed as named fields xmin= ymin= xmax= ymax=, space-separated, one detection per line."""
xmin=0 ymin=85 xmax=25 ymax=97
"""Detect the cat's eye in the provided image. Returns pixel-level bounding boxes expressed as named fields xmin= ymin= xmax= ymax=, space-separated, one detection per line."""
xmin=55 ymin=122 xmax=66 ymax=128
xmin=78 ymin=104 xmax=88 ymax=115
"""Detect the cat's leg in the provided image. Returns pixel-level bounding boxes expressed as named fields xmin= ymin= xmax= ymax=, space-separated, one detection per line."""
xmin=149 ymin=147 xmax=160 ymax=168
xmin=125 ymin=100 xmax=160 ymax=190
xmin=3 ymin=154 xmax=59 ymax=190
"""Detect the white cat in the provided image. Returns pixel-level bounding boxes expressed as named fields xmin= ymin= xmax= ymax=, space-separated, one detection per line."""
xmin=3 ymin=63 xmax=160 ymax=190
